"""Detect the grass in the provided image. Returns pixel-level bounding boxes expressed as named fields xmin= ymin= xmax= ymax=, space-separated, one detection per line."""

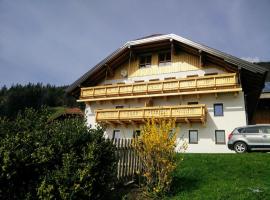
xmin=112 ymin=153 xmax=270 ymax=200
xmin=167 ymin=153 xmax=270 ymax=200
xmin=47 ymin=106 xmax=66 ymax=120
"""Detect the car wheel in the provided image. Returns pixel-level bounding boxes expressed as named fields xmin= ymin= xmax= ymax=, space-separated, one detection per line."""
xmin=234 ymin=142 xmax=247 ymax=153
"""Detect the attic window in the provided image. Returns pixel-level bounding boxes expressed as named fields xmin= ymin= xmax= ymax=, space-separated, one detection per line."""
xmin=139 ymin=55 xmax=152 ymax=68
xmin=188 ymin=102 xmax=199 ymax=105
xmin=164 ymin=77 xmax=176 ymax=80
xmin=134 ymin=80 xmax=144 ymax=83
xmin=159 ymin=52 xmax=171 ymax=66
xmin=149 ymin=78 xmax=159 ymax=82
xmin=186 ymin=74 xmax=199 ymax=78
xmin=204 ymin=73 xmax=218 ymax=76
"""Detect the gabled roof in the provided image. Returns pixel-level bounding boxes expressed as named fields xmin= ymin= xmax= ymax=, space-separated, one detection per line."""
xmin=49 ymin=107 xmax=83 ymax=121
xmin=66 ymin=33 xmax=268 ymax=95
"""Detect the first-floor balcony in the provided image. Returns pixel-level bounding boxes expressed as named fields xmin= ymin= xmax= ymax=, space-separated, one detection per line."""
xmin=79 ymin=73 xmax=241 ymax=102
xmin=95 ymin=104 xmax=207 ymax=125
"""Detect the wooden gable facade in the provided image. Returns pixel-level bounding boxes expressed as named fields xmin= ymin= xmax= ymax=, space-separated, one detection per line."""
xmin=67 ymin=34 xmax=267 ymax=124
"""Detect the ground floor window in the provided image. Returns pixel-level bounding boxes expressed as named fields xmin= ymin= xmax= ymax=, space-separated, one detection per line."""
xmin=112 ymin=130 xmax=121 ymax=139
xmin=189 ymin=130 xmax=198 ymax=144
xmin=214 ymin=103 xmax=223 ymax=116
xmin=215 ymin=130 xmax=226 ymax=144
xmin=133 ymin=130 xmax=141 ymax=138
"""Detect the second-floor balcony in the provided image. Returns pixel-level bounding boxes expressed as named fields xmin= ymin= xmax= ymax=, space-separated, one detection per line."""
xmin=79 ymin=73 xmax=241 ymax=102
xmin=95 ymin=104 xmax=207 ymax=125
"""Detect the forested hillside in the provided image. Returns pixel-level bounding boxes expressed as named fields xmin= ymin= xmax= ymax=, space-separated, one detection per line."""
xmin=0 ymin=83 xmax=82 ymax=118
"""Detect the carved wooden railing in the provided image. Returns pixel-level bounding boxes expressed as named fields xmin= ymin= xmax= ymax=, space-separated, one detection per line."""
xmin=80 ymin=73 xmax=239 ymax=101
xmin=96 ymin=104 xmax=207 ymax=124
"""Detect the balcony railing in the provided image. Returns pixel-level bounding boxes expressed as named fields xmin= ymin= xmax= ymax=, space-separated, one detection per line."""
xmin=96 ymin=104 xmax=207 ymax=125
xmin=80 ymin=73 xmax=240 ymax=102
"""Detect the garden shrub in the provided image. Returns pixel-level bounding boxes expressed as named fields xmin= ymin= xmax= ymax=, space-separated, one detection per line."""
xmin=133 ymin=118 xmax=186 ymax=198
xmin=0 ymin=108 xmax=117 ymax=199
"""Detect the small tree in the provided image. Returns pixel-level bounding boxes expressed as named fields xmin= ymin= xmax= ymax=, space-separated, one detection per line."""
xmin=133 ymin=118 xmax=186 ymax=197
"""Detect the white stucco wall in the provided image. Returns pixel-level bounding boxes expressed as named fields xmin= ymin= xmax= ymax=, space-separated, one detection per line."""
xmin=85 ymin=92 xmax=247 ymax=153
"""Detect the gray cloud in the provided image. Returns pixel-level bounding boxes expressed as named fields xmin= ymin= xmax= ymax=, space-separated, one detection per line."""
xmin=0 ymin=0 xmax=270 ymax=87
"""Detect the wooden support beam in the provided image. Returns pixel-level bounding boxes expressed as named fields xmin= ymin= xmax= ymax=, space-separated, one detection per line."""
xmin=109 ymin=99 xmax=114 ymax=104
xmin=106 ymin=121 xmax=116 ymax=128
xmin=105 ymin=64 xmax=114 ymax=77
xmin=185 ymin=118 xmax=191 ymax=127
xmin=178 ymin=95 xmax=183 ymax=103
xmin=163 ymin=96 xmax=168 ymax=101
xmin=85 ymin=102 xmax=91 ymax=106
xmin=144 ymin=98 xmax=153 ymax=107
xmin=116 ymin=120 xmax=128 ymax=128
xmin=199 ymin=50 xmax=205 ymax=68
xmin=117 ymin=120 xmax=125 ymax=125
xmin=129 ymin=120 xmax=138 ymax=127
xmin=215 ymin=93 xmax=218 ymax=99
xmin=201 ymin=118 xmax=206 ymax=127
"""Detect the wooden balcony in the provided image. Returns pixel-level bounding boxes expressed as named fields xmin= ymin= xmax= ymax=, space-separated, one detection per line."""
xmin=96 ymin=104 xmax=207 ymax=125
xmin=79 ymin=73 xmax=241 ymax=102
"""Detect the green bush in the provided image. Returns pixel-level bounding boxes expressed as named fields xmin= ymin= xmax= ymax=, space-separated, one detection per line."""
xmin=0 ymin=108 xmax=117 ymax=199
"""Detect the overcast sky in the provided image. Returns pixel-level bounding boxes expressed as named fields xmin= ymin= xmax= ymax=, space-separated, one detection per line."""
xmin=1 ymin=0 xmax=270 ymax=87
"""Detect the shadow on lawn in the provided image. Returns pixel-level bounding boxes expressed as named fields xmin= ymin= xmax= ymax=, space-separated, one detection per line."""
xmin=169 ymin=176 xmax=200 ymax=196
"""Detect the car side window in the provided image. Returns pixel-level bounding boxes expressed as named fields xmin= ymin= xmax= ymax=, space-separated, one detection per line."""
xmin=237 ymin=128 xmax=244 ymax=133
xmin=260 ymin=126 xmax=270 ymax=134
xmin=244 ymin=127 xmax=260 ymax=133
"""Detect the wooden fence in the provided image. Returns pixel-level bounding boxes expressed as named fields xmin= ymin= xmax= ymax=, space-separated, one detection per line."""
xmin=110 ymin=138 xmax=143 ymax=183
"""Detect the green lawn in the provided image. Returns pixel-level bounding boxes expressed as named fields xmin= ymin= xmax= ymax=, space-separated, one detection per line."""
xmin=167 ymin=153 xmax=270 ymax=200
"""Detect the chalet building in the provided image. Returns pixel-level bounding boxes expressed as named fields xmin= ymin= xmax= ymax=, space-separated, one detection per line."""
xmin=67 ymin=34 xmax=267 ymax=153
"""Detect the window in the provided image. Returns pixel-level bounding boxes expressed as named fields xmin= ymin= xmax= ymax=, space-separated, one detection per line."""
xmin=134 ymin=80 xmax=144 ymax=83
xmin=112 ymin=130 xmax=121 ymax=139
xmin=244 ymin=127 xmax=260 ymax=133
xmin=215 ymin=130 xmax=226 ymax=144
xmin=149 ymin=78 xmax=159 ymax=82
xmin=188 ymin=102 xmax=198 ymax=105
xmin=139 ymin=55 xmax=152 ymax=68
xmin=260 ymin=126 xmax=270 ymax=134
xmin=189 ymin=130 xmax=198 ymax=144
xmin=186 ymin=74 xmax=199 ymax=78
xmin=133 ymin=130 xmax=141 ymax=138
xmin=214 ymin=103 xmax=223 ymax=116
xmin=158 ymin=52 xmax=171 ymax=66
xmin=235 ymin=128 xmax=244 ymax=133
xmin=204 ymin=72 xmax=218 ymax=76
xmin=164 ymin=77 xmax=176 ymax=80
xmin=115 ymin=105 xmax=124 ymax=109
